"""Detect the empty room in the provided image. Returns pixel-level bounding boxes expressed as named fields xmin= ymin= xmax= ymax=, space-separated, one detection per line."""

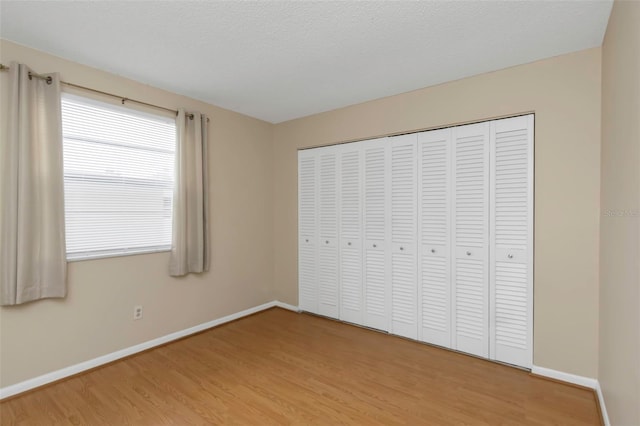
xmin=0 ymin=0 xmax=638 ymax=425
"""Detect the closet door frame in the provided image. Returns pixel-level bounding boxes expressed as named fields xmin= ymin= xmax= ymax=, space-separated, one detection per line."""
xmin=296 ymin=113 xmax=534 ymax=370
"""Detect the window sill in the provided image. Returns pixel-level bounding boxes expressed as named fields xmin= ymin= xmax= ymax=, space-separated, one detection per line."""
xmin=66 ymin=247 xmax=171 ymax=262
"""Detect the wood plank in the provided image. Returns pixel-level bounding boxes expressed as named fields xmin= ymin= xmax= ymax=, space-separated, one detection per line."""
xmin=0 ymin=308 xmax=600 ymax=425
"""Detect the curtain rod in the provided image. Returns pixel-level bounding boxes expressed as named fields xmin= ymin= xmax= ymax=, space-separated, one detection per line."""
xmin=0 ymin=63 xmax=206 ymax=121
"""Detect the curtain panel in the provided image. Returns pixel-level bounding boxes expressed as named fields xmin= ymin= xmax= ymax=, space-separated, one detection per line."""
xmin=0 ymin=62 xmax=67 ymax=305
xmin=169 ymin=109 xmax=210 ymax=276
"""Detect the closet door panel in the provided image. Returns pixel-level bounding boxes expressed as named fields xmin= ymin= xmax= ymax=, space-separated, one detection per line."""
xmin=339 ymin=143 xmax=363 ymax=325
xmin=454 ymin=248 xmax=487 ymax=356
xmin=490 ymin=115 xmax=533 ymax=368
xmin=299 ymin=236 xmax=317 ymax=313
xmin=418 ymin=129 xmax=452 ymax=348
xmin=318 ymin=238 xmax=338 ymax=317
xmin=298 ymin=151 xmax=318 ymax=314
xmin=390 ymin=134 xmax=418 ymax=340
xmin=318 ymin=147 xmax=339 ymax=319
xmin=391 ymin=243 xmax=417 ymax=339
xmin=364 ymin=241 xmax=387 ymax=330
xmin=362 ymin=139 xmax=390 ymax=331
xmin=452 ymin=123 xmax=489 ymax=358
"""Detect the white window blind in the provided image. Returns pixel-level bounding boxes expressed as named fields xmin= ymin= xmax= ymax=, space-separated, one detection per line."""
xmin=61 ymin=94 xmax=176 ymax=260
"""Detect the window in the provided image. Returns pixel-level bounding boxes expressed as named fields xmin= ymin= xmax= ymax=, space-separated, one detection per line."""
xmin=61 ymin=94 xmax=176 ymax=260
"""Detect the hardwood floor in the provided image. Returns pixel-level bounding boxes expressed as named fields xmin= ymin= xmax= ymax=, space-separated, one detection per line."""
xmin=1 ymin=308 xmax=600 ymax=425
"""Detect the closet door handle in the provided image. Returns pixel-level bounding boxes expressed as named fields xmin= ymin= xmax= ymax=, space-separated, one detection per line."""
xmin=466 ymin=251 xmax=471 ymax=256
xmin=325 ymin=240 xmax=329 ymax=244
xmin=431 ymin=249 xmax=436 ymax=253
xmin=400 ymin=246 xmax=404 ymax=251
xmin=305 ymin=239 xmax=309 ymax=243
xmin=508 ymin=254 xmax=514 ymax=259
xmin=373 ymin=244 xmax=377 ymax=248
xmin=348 ymin=242 xmax=352 ymax=246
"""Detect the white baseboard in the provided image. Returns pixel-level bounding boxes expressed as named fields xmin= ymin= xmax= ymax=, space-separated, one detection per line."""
xmin=595 ymin=381 xmax=611 ymax=426
xmin=0 ymin=300 xmax=298 ymax=400
xmin=531 ymin=365 xmax=598 ymax=389
xmin=273 ymin=300 xmax=300 ymax=312
xmin=531 ymin=365 xmax=609 ymax=425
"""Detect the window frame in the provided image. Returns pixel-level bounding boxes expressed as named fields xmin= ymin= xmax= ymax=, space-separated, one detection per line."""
xmin=60 ymin=92 xmax=177 ymax=262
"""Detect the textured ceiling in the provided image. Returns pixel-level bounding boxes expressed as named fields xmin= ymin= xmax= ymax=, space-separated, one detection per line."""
xmin=1 ymin=1 xmax=612 ymax=123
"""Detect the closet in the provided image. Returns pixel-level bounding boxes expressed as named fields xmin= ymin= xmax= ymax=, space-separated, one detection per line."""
xmin=297 ymin=114 xmax=533 ymax=369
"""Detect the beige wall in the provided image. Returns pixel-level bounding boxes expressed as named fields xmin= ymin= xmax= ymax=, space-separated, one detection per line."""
xmin=599 ymin=1 xmax=640 ymax=424
xmin=273 ymin=48 xmax=602 ymax=378
xmin=0 ymin=40 xmax=274 ymax=388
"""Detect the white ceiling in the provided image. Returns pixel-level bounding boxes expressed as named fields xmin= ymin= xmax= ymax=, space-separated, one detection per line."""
xmin=1 ymin=1 xmax=612 ymax=123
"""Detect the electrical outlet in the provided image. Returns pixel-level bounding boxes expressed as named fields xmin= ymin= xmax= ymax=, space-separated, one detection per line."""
xmin=133 ymin=305 xmax=143 ymax=320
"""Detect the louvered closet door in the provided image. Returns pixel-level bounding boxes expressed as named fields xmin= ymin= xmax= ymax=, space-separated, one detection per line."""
xmin=362 ymin=138 xmax=390 ymax=331
xmin=298 ymin=150 xmax=318 ymax=314
xmin=318 ymin=146 xmax=340 ymax=319
xmin=490 ymin=115 xmax=533 ymax=368
xmin=339 ymin=142 xmax=363 ymax=325
xmin=452 ymin=123 xmax=490 ymax=358
xmin=390 ymin=134 xmax=418 ymax=340
xmin=418 ymin=129 xmax=452 ymax=348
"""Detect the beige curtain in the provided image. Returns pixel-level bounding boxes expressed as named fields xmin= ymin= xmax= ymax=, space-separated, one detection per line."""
xmin=0 ymin=62 xmax=67 ymax=305
xmin=169 ymin=109 xmax=210 ymax=276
